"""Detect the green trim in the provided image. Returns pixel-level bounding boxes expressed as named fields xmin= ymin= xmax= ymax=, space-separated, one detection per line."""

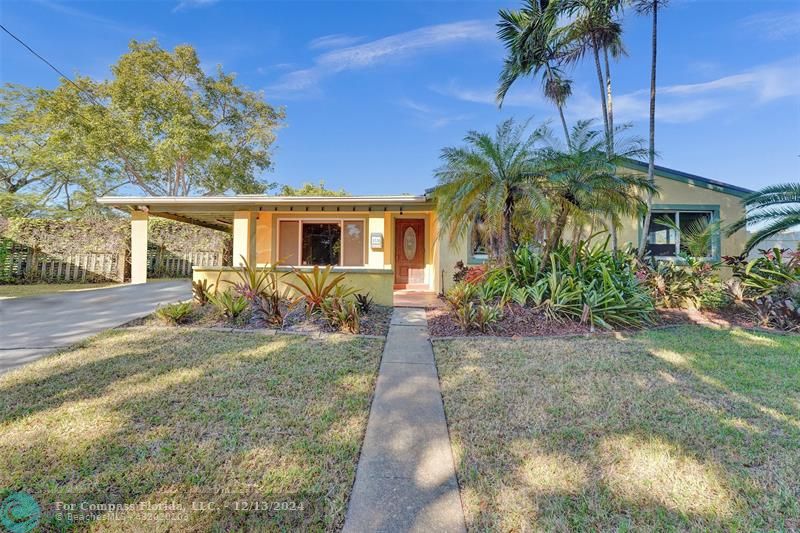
xmin=467 ymin=254 xmax=488 ymax=265
xmin=638 ymin=204 xmax=722 ymax=261
xmin=621 ymin=159 xmax=752 ymax=198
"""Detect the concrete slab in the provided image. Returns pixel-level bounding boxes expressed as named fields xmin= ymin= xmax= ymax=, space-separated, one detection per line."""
xmin=344 ymin=307 xmax=466 ymax=533
xmin=390 ymin=307 xmax=428 ymax=326
xmin=0 ymin=280 xmax=190 ymax=374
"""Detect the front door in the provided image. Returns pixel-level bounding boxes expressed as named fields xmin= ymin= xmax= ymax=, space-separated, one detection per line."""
xmin=394 ymin=219 xmax=425 ymax=288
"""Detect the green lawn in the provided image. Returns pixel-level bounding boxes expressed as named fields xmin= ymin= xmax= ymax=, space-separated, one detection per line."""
xmin=0 ymin=278 xmax=180 ymax=299
xmin=0 ymin=328 xmax=382 ymax=530
xmin=434 ymin=326 xmax=800 ymax=531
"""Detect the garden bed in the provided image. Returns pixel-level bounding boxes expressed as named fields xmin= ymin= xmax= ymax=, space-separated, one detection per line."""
xmin=131 ymin=301 xmax=393 ymax=337
xmin=427 ymin=299 xmax=792 ymax=338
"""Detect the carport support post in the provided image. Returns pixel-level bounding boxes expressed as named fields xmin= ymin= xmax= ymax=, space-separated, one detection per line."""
xmin=131 ymin=210 xmax=149 ymax=284
xmin=232 ymin=211 xmax=257 ymax=267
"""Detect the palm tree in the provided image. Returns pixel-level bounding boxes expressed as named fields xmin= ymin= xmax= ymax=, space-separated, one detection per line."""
xmin=497 ymin=0 xmax=573 ymax=147
xmin=727 ymin=183 xmax=800 ymax=253
xmin=634 ymin=0 xmax=668 ymax=258
xmin=546 ymin=0 xmax=625 ymax=155
xmin=537 ymin=120 xmax=656 ymax=256
xmin=433 ymin=119 xmax=550 ymax=277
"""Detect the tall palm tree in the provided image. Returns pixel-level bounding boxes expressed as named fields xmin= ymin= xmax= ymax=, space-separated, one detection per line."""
xmin=537 ymin=120 xmax=657 ymax=256
xmin=433 ymin=118 xmax=550 ymax=277
xmin=497 ymin=0 xmax=573 ymax=147
xmin=546 ymin=0 xmax=625 ymax=155
xmin=727 ymin=183 xmax=800 ymax=253
xmin=635 ymin=0 xmax=668 ymax=257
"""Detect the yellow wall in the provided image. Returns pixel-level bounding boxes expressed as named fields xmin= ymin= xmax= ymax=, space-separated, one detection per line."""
xmin=193 ymin=267 xmax=394 ymax=306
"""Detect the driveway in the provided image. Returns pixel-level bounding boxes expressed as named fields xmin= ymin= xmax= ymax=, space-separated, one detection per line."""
xmin=0 ymin=280 xmax=190 ymax=374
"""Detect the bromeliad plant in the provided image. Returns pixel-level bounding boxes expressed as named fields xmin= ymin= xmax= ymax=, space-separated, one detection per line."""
xmin=285 ymin=265 xmax=354 ymax=316
xmin=227 ymin=256 xmax=291 ymax=326
xmin=156 ymin=301 xmax=193 ymax=324
xmin=208 ymin=290 xmax=248 ymax=320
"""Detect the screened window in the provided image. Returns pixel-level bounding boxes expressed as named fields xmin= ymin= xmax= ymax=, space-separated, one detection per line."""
xmin=278 ymin=219 xmax=365 ymax=266
xmin=646 ymin=210 xmax=713 ymax=258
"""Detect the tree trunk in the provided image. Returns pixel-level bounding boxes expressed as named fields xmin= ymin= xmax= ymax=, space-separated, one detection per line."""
xmin=546 ymin=204 xmax=570 ymax=257
xmin=604 ymin=47 xmax=614 ymax=155
xmin=503 ymin=193 xmax=520 ymax=279
xmin=638 ymin=1 xmax=659 ymax=258
xmin=544 ymin=62 xmax=572 ymax=149
xmin=592 ymin=42 xmax=612 ymax=157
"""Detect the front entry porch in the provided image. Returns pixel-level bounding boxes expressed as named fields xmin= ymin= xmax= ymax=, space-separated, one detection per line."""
xmin=393 ymin=289 xmax=442 ymax=308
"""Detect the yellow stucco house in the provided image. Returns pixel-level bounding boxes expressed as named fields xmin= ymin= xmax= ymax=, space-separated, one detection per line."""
xmin=98 ymin=161 xmax=751 ymax=306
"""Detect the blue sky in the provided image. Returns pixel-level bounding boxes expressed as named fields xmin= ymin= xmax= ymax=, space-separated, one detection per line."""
xmin=1 ymin=0 xmax=799 ymax=195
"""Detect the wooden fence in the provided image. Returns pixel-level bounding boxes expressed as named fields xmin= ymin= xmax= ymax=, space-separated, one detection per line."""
xmin=0 ymin=239 xmax=224 ymax=283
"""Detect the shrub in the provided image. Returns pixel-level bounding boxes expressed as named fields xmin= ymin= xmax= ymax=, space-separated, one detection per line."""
xmin=452 ymin=261 xmax=469 ymax=283
xmin=354 ymin=293 xmax=373 ymax=314
xmin=227 ymin=256 xmax=289 ymax=326
xmin=192 ymin=278 xmax=214 ymax=306
xmin=321 ymin=296 xmax=360 ymax=334
xmin=463 ymin=265 xmax=487 ymax=285
xmin=208 ymin=291 xmax=248 ymax=320
xmin=748 ymin=284 xmax=800 ymax=331
xmin=156 ymin=302 xmax=193 ymax=325
xmin=285 ymin=265 xmax=352 ymax=316
xmin=724 ymin=247 xmax=800 ymax=297
xmin=474 ymin=303 xmax=503 ymax=333
xmin=446 ymin=239 xmax=654 ymax=330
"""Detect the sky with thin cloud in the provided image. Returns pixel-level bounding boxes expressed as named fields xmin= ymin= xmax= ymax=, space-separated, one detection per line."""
xmin=2 ymin=0 xmax=798 ymax=194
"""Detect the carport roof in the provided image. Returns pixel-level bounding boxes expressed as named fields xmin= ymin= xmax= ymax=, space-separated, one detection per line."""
xmin=97 ymin=194 xmax=432 ymax=231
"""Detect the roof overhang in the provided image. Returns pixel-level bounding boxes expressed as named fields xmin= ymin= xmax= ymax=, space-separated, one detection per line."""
xmin=97 ymin=195 xmax=432 ymax=231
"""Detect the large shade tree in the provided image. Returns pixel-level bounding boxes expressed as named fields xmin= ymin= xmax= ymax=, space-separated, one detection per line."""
xmin=1 ymin=39 xmax=284 ymax=215
xmin=727 ymin=183 xmax=800 ymax=253
xmin=433 ymin=118 xmax=550 ymax=277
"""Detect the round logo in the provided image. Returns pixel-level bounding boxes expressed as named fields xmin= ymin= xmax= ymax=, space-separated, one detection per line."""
xmin=0 ymin=492 xmax=40 ymax=533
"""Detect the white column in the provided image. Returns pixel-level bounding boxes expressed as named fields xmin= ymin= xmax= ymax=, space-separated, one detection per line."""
xmin=232 ymin=211 xmax=257 ymax=267
xmin=130 ymin=210 xmax=148 ymax=284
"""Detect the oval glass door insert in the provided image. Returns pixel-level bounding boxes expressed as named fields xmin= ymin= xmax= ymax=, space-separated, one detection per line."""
xmin=403 ymin=227 xmax=417 ymax=260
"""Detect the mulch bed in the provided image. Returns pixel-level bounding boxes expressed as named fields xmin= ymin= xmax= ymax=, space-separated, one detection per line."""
xmin=128 ymin=302 xmax=393 ymax=337
xmin=427 ymin=298 xmax=788 ymax=338
xmin=427 ymin=303 xmax=592 ymax=338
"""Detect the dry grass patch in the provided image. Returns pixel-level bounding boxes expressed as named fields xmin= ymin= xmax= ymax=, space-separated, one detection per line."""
xmin=0 ymin=328 xmax=383 ymax=530
xmin=434 ymin=326 xmax=800 ymax=531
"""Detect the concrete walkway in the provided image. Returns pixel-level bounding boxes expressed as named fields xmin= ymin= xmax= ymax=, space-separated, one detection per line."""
xmin=344 ymin=307 xmax=466 ymax=533
xmin=0 ymin=280 xmax=190 ymax=374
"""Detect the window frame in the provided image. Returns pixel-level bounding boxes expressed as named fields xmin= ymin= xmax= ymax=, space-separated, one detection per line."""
xmin=643 ymin=204 xmax=721 ymax=261
xmin=276 ymin=218 xmax=367 ymax=267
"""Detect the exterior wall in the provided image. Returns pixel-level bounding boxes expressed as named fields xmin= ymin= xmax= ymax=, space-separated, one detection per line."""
xmin=615 ymin=171 xmax=748 ymax=258
xmin=193 ymin=266 xmax=394 ymax=306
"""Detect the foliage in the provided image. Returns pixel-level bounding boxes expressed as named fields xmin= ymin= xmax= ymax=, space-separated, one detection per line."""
xmin=474 ymin=303 xmax=504 ymax=333
xmin=0 ymin=216 xmax=229 ymax=256
xmin=208 ymin=290 xmax=248 ymax=320
xmin=463 ymin=265 xmax=488 ymax=285
xmin=279 ymin=181 xmax=348 ymax=197
xmin=192 ymin=278 xmax=214 ymax=306
xmin=321 ymin=295 xmax=361 ymax=334
xmin=727 ymin=183 xmax=800 ymax=253
xmin=155 ymin=301 xmax=193 ymax=324
xmin=643 ymin=257 xmax=719 ymax=309
xmin=285 ymin=265 xmax=352 ymax=316
xmin=536 ymin=121 xmax=655 ymax=255
xmin=227 ymin=256 xmax=290 ymax=327
xmin=3 ymin=40 xmax=284 ymax=212
xmin=723 ymin=247 xmax=800 ymax=298
xmin=354 ymin=293 xmax=373 ymax=314
xmin=448 ymin=239 xmax=654 ymax=330
xmin=452 ymin=261 xmax=470 ymax=283
xmin=748 ymin=283 xmax=800 ymax=331
xmin=433 ymin=118 xmax=550 ymax=275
